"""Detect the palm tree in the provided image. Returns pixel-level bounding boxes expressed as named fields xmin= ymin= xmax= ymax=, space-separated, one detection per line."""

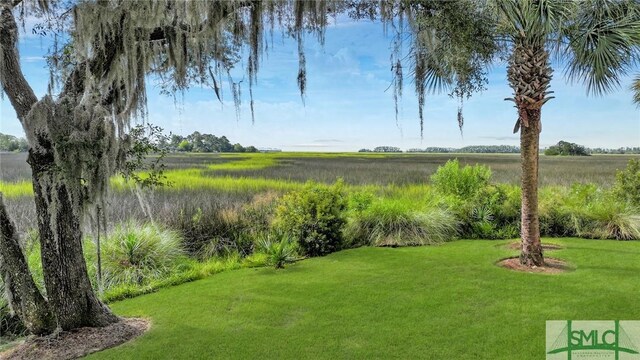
xmin=389 ymin=0 xmax=640 ymax=266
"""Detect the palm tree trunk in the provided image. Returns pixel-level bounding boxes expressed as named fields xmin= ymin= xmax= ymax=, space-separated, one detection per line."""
xmin=507 ymin=40 xmax=552 ymax=267
xmin=519 ymin=109 xmax=544 ymax=266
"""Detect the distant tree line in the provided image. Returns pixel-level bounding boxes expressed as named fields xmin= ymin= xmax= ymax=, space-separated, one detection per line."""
xmin=160 ymin=131 xmax=258 ymax=153
xmin=361 ymin=145 xmax=520 ymax=153
xmin=589 ymin=147 xmax=640 ymax=154
xmin=0 ymin=133 xmax=28 ymax=152
xmin=543 ymin=141 xmax=590 ymax=156
xmin=0 ymin=131 xmax=257 ymax=153
xmin=408 ymin=145 xmax=521 ymax=153
xmin=357 ymin=146 xmax=403 ymax=153
xmin=361 ymin=143 xmax=640 ymax=155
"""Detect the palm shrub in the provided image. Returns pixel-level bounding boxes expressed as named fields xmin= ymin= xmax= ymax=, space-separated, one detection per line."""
xmin=274 ymin=180 xmax=347 ymax=257
xmin=469 ymin=205 xmax=497 ymax=239
xmin=256 ymin=234 xmax=299 ymax=269
xmin=102 ymin=222 xmax=185 ymax=287
xmin=345 ymin=199 xmax=459 ymax=247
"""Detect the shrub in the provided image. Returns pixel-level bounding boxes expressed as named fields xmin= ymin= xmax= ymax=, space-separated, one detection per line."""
xmin=539 ymin=187 xmax=575 ymax=237
xmin=613 ymin=159 xmax=640 ymax=206
xmin=441 ymin=184 xmax=519 ymax=240
xmin=274 ymin=180 xmax=347 ymax=257
xmin=348 ymin=190 xmax=375 ymax=214
xmin=431 ymin=159 xmax=492 ymax=199
xmin=256 ymin=234 xmax=299 ymax=269
xmin=102 ymin=222 xmax=185 ymax=287
xmin=345 ymin=199 xmax=458 ymax=247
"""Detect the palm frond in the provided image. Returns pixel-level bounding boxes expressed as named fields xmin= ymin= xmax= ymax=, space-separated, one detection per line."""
xmin=564 ymin=0 xmax=640 ymax=95
xmin=633 ymin=74 xmax=640 ymax=105
xmin=494 ymin=0 xmax=573 ymax=44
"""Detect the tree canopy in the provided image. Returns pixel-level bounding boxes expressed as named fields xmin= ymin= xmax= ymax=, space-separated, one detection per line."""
xmin=544 ymin=140 xmax=590 ymax=156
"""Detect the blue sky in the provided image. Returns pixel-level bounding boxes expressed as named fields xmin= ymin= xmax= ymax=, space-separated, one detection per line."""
xmin=1 ymin=17 xmax=638 ymax=151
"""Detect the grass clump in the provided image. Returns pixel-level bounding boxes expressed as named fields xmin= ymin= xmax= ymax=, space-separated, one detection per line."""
xmin=572 ymin=201 xmax=640 ymax=240
xmin=346 ymin=199 xmax=459 ymax=247
xmin=275 ymin=180 xmax=347 ymax=257
xmin=102 ymin=222 xmax=185 ymax=287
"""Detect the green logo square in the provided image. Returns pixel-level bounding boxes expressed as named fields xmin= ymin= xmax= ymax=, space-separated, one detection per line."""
xmin=547 ymin=321 xmax=640 ymax=359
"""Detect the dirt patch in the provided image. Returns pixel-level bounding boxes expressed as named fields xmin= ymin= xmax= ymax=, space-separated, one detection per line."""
xmin=506 ymin=242 xmax=563 ymax=251
xmin=498 ymin=257 xmax=572 ymax=274
xmin=0 ymin=318 xmax=149 ymax=360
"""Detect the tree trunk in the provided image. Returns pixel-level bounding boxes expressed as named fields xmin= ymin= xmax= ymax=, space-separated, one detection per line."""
xmin=28 ymin=139 xmax=118 ymax=331
xmin=519 ymin=109 xmax=544 ymax=266
xmin=0 ymin=195 xmax=55 ymax=335
xmin=507 ymin=40 xmax=552 ymax=267
xmin=2 ymin=1 xmax=117 ymax=333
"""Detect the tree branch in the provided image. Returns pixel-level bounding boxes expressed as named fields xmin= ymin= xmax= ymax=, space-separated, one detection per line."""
xmin=0 ymin=3 xmax=38 ymax=122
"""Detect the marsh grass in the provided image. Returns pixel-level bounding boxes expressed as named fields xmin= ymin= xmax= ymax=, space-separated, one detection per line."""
xmin=0 ymin=180 xmax=32 ymax=198
xmin=3 ymin=152 xmax=636 ymax=187
xmin=346 ymin=199 xmax=459 ymax=247
xmin=203 ymin=153 xmax=639 ymax=187
xmin=207 ymin=156 xmax=278 ymax=170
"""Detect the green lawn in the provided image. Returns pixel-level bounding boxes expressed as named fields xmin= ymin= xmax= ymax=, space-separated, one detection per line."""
xmin=88 ymin=238 xmax=640 ymax=359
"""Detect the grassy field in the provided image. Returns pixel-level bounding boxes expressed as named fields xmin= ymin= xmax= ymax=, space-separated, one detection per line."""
xmin=87 ymin=238 xmax=640 ymax=359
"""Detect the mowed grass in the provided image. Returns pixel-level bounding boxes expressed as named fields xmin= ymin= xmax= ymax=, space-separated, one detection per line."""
xmin=88 ymin=238 xmax=640 ymax=360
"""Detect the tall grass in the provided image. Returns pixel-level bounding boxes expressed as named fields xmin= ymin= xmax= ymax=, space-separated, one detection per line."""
xmin=346 ymin=199 xmax=459 ymax=247
xmin=572 ymin=202 xmax=640 ymax=240
xmin=101 ymin=222 xmax=185 ymax=287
